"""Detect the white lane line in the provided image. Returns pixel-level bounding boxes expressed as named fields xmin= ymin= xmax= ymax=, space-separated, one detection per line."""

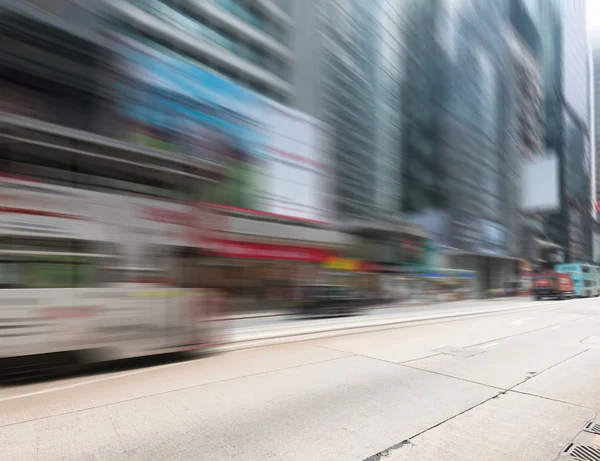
xmin=0 ymin=360 xmax=191 ymax=403
xmin=512 ymin=317 xmax=533 ymax=326
xmin=480 ymin=342 xmax=498 ymax=349
xmin=551 ymin=325 xmax=562 ymax=330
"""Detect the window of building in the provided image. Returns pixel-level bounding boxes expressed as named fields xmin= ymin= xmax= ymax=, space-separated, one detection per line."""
xmin=213 ymin=0 xmax=288 ymax=45
xmin=114 ymin=26 xmax=287 ymax=103
xmin=128 ymin=0 xmax=288 ymax=79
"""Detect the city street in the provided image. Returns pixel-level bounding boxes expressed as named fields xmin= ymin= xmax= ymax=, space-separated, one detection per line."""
xmin=2 ymin=297 xmax=600 ymax=460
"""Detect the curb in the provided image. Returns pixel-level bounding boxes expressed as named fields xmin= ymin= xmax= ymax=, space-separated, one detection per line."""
xmin=216 ymin=299 xmax=564 ymax=352
xmin=223 ymin=297 xmax=530 ymax=321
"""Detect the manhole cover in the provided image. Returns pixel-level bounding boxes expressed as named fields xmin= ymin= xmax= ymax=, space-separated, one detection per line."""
xmin=584 ymin=423 xmax=600 ymax=435
xmin=564 ymin=443 xmax=600 ymax=461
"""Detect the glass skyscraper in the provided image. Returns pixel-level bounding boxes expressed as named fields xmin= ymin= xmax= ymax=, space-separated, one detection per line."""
xmin=312 ymin=0 xmax=407 ymax=221
xmin=401 ymin=0 xmax=533 ymax=292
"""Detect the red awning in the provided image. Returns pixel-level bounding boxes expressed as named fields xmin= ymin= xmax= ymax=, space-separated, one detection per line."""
xmin=211 ymin=240 xmax=336 ymax=262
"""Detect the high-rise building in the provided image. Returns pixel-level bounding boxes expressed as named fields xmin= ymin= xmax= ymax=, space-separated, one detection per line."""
xmin=400 ymin=0 xmax=530 ymax=293
xmin=289 ymin=0 xmax=428 ymax=269
xmin=537 ymin=0 xmax=593 ymax=263
xmin=106 ymin=0 xmax=294 ymax=104
xmin=594 ymin=45 xmax=600 ymax=210
xmin=507 ymin=0 xmax=549 ymax=270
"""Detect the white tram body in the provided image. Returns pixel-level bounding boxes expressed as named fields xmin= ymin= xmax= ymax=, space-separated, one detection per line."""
xmin=0 ymin=174 xmax=226 ymax=362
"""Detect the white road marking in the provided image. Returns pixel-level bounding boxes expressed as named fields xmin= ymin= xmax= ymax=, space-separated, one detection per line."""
xmin=0 ymin=360 xmax=192 ymax=403
xmin=551 ymin=325 xmax=562 ymax=330
xmin=512 ymin=317 xmax=533 ymax=326
xmin=480 ymin=342 xmax=498 ymax=349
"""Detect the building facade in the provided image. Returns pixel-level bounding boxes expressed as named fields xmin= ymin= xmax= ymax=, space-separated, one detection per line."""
xmin=539 ymin=0 xmax=593 ymax=263
xmin=106 ymin=0 xmax=294 ymax=104
xmin=594 ymin=46 xmax=600 ymax=207
xmin=400 ymin=0 xmax=531 ymax=293
xmin=0 ymin=0 xmax=112 ymax=133
xmin=288 ymin=0 xmax=430 ymax=271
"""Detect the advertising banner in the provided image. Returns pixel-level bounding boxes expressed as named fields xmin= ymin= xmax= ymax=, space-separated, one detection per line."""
xmin=520 ymin=154 xmax=560 ymax=213
xmin=0 ymin=175 xmax=220 ymax=265
xmin=113 ymin=35 xmax=330 ymax=222
xmin=593 ymin=232 xmax=600 ymax=264
xmin=259 ymin=98 xmax=329 ymax=222
xmin=0 ymin=175 xmax=104 ymax=241
xmin=113 ymin=35 xmax=267 ymax=212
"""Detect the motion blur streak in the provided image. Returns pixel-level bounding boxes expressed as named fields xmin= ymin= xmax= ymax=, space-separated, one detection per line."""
xmin=0 ymin=0 xmax=595 ymax=377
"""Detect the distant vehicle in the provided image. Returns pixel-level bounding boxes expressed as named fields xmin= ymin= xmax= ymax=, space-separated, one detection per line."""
xmin=298 ymin=284 xmax=364 ymax=316
xmin=532 ymin=272 xmax=574 ymax=300
xmin=554 ymin=263 xmax=600 ymax=297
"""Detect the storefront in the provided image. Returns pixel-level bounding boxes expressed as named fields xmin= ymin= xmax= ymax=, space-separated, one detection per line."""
xmin=321 ymin=257 xmax=381 ymax=297
xmin=205 ymin=240 xmax=337 ymax=311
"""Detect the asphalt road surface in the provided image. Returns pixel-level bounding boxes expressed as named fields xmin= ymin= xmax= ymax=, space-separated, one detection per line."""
xmin=2 ymin=296 xmax=600 ymax=460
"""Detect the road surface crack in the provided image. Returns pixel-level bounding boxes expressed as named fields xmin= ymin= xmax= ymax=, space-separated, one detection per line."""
xmin=361 ymin=392 xmax=501 ymax=461
xmin=364 ymin=440 xmax=414 ymax=460
xmin=361 ymin=348 xmax=591 ymax=461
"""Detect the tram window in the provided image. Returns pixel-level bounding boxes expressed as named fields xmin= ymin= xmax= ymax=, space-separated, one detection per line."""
xmin=0 ymin=259 xmax=26 ymax=289
xmin=0 ymin=256 xmax=91 ymax=289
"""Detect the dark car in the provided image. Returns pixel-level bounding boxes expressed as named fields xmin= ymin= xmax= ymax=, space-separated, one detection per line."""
xmin=298 ymin=284 xmax=363 ymax=316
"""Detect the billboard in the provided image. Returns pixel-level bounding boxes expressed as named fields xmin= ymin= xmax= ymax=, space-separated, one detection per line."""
xmin=260 ymin=99 xmax=329 ymax=222
xmin=521 ymin=154 xmax=560 ymax=212
xmin=113 ymin=35 xmax=266 ymax=212
xmin=451 ymin=213 xmax=508 ymax=257
xmin=594 ymin=232 xmax=600 ymax=263
xmin=112 ymin=35 xmax=330 ymax=222
xmin=0 ymin=175 xmax=217 ymax=251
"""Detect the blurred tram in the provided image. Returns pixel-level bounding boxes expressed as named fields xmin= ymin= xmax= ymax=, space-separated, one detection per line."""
xmin=0 ymin=115 xmax=228 ymax=375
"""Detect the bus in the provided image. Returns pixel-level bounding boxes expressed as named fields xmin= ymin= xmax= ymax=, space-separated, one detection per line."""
xmin=0 ymin=114 xmax=228 ymax=376
xmin=554 ymin=263 xmax=600 ymax=297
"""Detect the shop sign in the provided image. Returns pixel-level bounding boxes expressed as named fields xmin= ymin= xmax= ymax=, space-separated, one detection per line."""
xmin=323 ymin=257 xmax=360 ymax=271
xmin=215 ymin=241 xmax=335 ymax=262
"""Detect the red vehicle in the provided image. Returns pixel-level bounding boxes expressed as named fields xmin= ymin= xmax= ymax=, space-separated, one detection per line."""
xmin=532 ymin=271 xmax=574 ymax=300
